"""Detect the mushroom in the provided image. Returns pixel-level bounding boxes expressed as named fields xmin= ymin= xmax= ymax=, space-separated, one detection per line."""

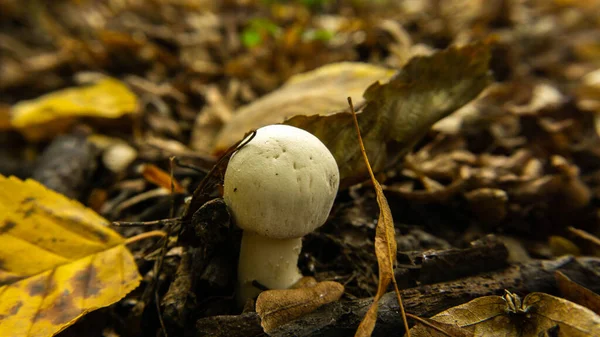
xmin=223 ymin=124 xmax=340 ymax=305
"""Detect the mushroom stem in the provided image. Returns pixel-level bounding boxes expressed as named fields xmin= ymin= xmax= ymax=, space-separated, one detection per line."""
xmin=237 ymin=231 xmax=303 ymax=305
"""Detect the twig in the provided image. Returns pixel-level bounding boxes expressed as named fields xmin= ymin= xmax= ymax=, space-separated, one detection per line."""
xmin=125 ymin=230 xmax=167 ymax=244
xmin=405 ymin=313 xmax=454 ymax=337
xmin=568 ymin=226 xmax=600 ymax=248
xmin=183 ymin=130 xmax=256 ymax=221
xmin=112 ymin=218 xmax=181 ymax=227
xmin=154 ymin=157 xmax=179 ymax=337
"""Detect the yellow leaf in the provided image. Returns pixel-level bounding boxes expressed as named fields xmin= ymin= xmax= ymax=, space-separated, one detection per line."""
xmin=0 ymin=175 xmax=141 ymax=337
xmin=10 ymin=77 xmax=138 ymax=141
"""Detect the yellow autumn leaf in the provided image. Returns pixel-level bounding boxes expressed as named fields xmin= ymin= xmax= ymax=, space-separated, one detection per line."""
xmin=10 ymin=77 xmax=138 ymax=141
xmin=0 ymin=175 xmax=141 ymax=337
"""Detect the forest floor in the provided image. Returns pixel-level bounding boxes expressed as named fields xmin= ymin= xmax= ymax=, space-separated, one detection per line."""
xmin=1 ymin=1 xmax=600 ymax=336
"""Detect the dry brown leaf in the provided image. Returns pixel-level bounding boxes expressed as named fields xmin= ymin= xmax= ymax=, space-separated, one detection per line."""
xmin=409 ymin=291 xmax=600 ymax=336
xmin=549 ymin=235 xmax=581 ymax=257
xmin=139 ymin=163 xmax=184 ymax=193
xmin=286 ymin=43 xmax=492 ymax=187
xmin=348 ymin=99 xmax=408 ymax=337
xmin=576 ymin=68 xmax=600 ymax=116
xmin=406 ymin=314 xmax=473 ymax=337
xmin=255 ymin=281 xmax=344 ymax=333
xmin=555 ymin=271 xmax=600 ymax=315
xmin=568 ymin=227 xmax=600 ymax=249
xmin=464 ymin=188 xmax=508 ymax=224
xmin=213 ymin=62 xmax=396 ymax=152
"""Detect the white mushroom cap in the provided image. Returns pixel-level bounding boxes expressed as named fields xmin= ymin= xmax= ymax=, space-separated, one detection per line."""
xmin=223 ymin=124 xmax=340 ymax=239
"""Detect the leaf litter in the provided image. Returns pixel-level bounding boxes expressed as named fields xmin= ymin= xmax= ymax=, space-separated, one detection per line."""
xmin=2 ymin=1 xmax=600 ymax=337
xmin=408 ymin=291 xmax=600 ymax=337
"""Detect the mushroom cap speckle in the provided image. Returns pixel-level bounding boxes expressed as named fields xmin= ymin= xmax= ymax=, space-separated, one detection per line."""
xmin=223 ymin=124 xmax=340 ymax=239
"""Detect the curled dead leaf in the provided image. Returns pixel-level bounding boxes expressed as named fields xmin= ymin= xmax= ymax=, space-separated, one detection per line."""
xmin=256 ymin=281 xmax=344 ymax=333
xmin=287 ymin=43 xmax=492 ymax=187
xmin=464 ymin=188 xmax=508 ymax=224
xmin=555 ymin=271 xmax=600 ymax=315
xmin=139 ymin=163 xmax=184 ymax=193
xmin=348 ymin=99 xmax=408 ymax=337
xmin=409 ymin=291 xmax=600 ymax=337
xmin=549 ymin=235 xmax=581 ymax=257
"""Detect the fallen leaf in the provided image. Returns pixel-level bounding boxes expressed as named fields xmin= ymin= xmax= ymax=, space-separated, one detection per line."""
xmin=0 ymin=175 xmax=141 ymax=337
xmin=409 ymin=291 xmax=600 ymax=336
xmin=256 ymin=281 xmax=344 ymax=333
xmin=349 ymin=99 xmax=408 ymax=337
xmin=575 ymin=68 xmax=600 ymax=116
xmin=190 ymin=85 xmax=233 ymax=154
xmin=464 ymin=188 xmax=508 ymax=224
xmin=568 ymin=226 xmax=600 ymax=250
xmin=406 ymin=314 xmax=473 ymax=337
xmin=555 ymin=271 xmax=600 ymax=315
xmin=139 ymin=163 xmax=184 ymax=193
xmin=506 ymin=83 xmax=565 ymax=115
xmin=213 ymin=62 xmax=396 ymax=152
xmin=286 ymin=43 xmax=492 ymax=186
xmin=549 ymin=235 xmax=581 ymax=257
xmin=10 ymin=77 xmax=138 ymax=141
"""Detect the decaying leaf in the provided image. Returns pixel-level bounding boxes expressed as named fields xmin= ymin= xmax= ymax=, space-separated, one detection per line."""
xmin=256 ymin=280 xmax=344 ymax=333
xmin=555 ymin=271 xmax=600 ymax=315
xmin=349 ymin=99 xmax=408 ymax=337
xmin=140 ymin=163 xmax=184 ymax=193
xmin=212 ymin=62 xmax=396 ymax=152
xmin=409 ymin=291 xmax=600 ymax=337
xmin=0 ymin=175 xmax=141 ymax=337
xmin=10 ymin=77 xmax=138 ymax=141
xmin=576 ymin=68 xmax=600 ymax=117
xmin=568 ymin=227 xmax=600 ymax=250
xmin=286 ymin=43 xmax=492 ymax=186
xmin=549 ymin=235 xmax=581 ymax=257
xmin=464 ymin=188 xmax=508 ymax=224
xmin=405 ymin=314 xmax=473 ymax=337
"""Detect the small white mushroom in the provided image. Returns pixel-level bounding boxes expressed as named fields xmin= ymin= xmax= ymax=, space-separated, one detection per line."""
xmin=223 ymin=124 xmax=340 ymax=305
